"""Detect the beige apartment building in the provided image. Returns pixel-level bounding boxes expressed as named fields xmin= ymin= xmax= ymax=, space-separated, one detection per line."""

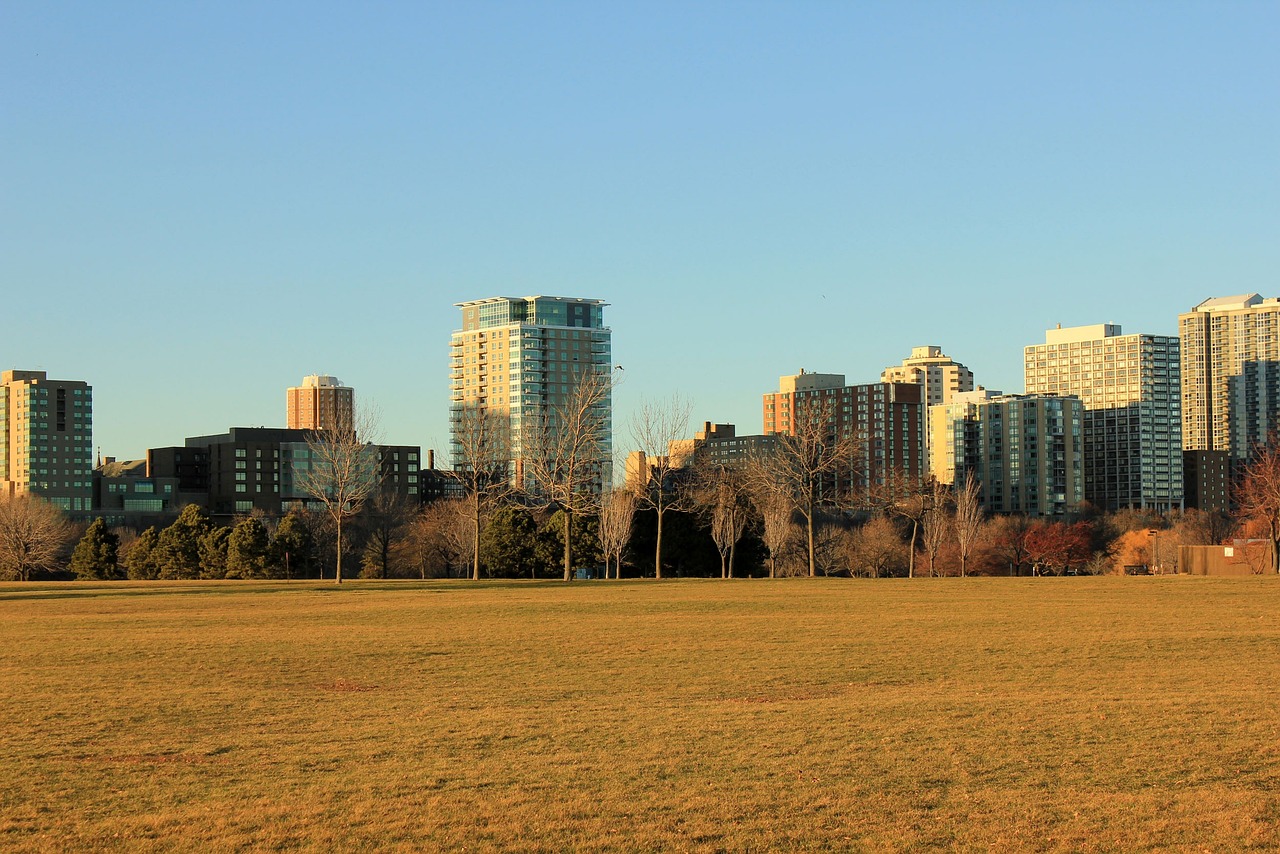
xmin=0 ymin=370 xmax=94 ymax=513
xmin=1180 ymin=294 xmax=1280 ymax=461
xmin=1024 ymin=323 xmax=1181 ymax=512
xmin=928 ymin=388 xmax=1000 ymax=485
xmin=881 ymin=345 xmax=975 ymax=408
xmin=451 ymin=296 xmax=612 ymax=488
xmin=286 ymin=375 xmax=355 ymax=432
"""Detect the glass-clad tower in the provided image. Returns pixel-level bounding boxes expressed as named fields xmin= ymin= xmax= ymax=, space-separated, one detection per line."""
xmin=450 ymin=296 xmax=611 ymax=487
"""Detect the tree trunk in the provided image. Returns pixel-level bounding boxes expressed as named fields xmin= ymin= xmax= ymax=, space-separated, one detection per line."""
xmin=719 ymin=552 xmax=727 ymax=579
xmin=563 ymin=507 xmax=573 ymax=581
xmin=472 ymin=502 xmax=482 ymax=581
xmin=806 ymin=513 xmax=816 ymax=578
xmin=728 ymin=540 xmax=736 ymax=579
xmin=335 ymin=517 xmax=344 ymax=584
xmin=654 ymin=507 xmax=664 ymax=579
xmin=908 ymin=521 xmax=918 ymax=579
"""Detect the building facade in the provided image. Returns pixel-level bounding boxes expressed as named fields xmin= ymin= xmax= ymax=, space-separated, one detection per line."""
xmin=881 ymin=346 xmax=975 ymax=409
xmin=1180 ymin=294 xmax=1280 ymax=463
xmin=1024 ymin=324 xmax=1181 ymax=512
xmin=0 ymin=370 xmax=94 ymax=513
xmin=286 ymin=375 xmax=355 ymax=432
xmin=451 ymin=296 xmax=612 ymax=489
xmin=763 ymin=371 xmax=925 ymax=495
xmin=971 ymin=394 xmax=1085 ymax=517
xmin=927 ymin=388 xmax=1001 ymax=486
xmin=149 ymin=427 xmax=421 ymax=517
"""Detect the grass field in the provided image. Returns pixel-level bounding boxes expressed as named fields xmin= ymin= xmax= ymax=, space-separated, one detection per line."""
xmin=2 ymin=577 xmax=1279 ymax=852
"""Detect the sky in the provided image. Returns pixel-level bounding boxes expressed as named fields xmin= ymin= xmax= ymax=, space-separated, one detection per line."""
xmin=3 ymin=2 xmax=1277 ymax=462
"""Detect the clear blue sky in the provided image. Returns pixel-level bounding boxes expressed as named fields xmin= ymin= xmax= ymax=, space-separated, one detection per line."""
xmin=4 ymin=2 xmax=1277 ymax=462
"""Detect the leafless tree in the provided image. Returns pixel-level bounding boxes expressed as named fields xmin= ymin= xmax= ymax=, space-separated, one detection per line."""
xmin=753 ymin=489 xmax=794 ymax=579
xmin=1170 ymin=508 xmax=1232 ymax=547
xmin=524 ymin=366 xmax=615 ymax=581
xmin=432 ymin=498 xmax=477 ymax=577
xmin=953 ymin=470 xmax=984 ymax=578
xmin=872 ymin=470 xmax=933 ymax=578
xmin=0 ymin=495 xmax=72 ymax=581
xmin=450 ymin=403 xmax=513 ymax=580
xmin=920 ymin=479 xmax=952 ymax=577
xmin=984 ymin=513 xmax=1032 ymax=576
xmin=1234 ymin=439 xmax=1280 ymax=574
xmin=842 ymin=516 xmax=907 ymax=578
xmin=597 ymin=487 xmax=637 ymax=580
xmin=749 ymin=397 xmax=861 ymax=577
xmin=693 ymin=461 xmax=752 ymax=579
xmin=296 ymin=408 xmax=381 ymax=584
xmin=359 ymin=489 xmax=415 ymax=579
xmin=629 ymin=395 xmax=693 ymax=579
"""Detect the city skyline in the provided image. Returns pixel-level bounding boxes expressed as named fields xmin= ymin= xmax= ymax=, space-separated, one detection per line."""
xmin=4 ymin=3 xmax=1276 ymax=460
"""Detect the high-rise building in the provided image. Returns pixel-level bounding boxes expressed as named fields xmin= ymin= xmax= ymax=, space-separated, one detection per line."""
xmin=882 ymin=346 xmax=976 ymax=475
xmin=972 ymin=394 xmax=1084 ymax=517
xmin=451 ymin=296 xmax=612 ymax=486
xmin=0 ymin=370 xmax=94 ymax=513
xmin=930 ymin=389 xmax=1083 ymax=517
xmin=287 ymin=375 xmax=354 ymax=432
xmin=1024 ymin=324 xmax=1181 ymax=512
xmin=1180 ymin=294 xmax=1280 ymax=462
xmin=927 ymin=388 xmax=1001 ymax=486
xmin=762 ymin=370 xmax=925 ymax=493
xmin=881 ymin=346 xmax=975 ymax=408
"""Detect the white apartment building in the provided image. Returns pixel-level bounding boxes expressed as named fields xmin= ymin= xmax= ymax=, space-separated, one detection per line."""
xmin=1024 ymin=324 xmax=1181 ymax=511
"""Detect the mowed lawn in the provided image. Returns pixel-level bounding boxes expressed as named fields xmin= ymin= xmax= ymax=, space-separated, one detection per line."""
xmin=2 ymin=577 xmax=1279 ymax=852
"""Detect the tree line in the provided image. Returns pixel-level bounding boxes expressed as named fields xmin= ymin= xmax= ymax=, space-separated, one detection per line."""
xmin=5 ymin=386 xmax=1280 ymax=580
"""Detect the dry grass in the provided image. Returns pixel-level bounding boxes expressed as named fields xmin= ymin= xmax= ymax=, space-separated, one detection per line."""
xmin=2 ymin=577 xmax=1279 ymax=851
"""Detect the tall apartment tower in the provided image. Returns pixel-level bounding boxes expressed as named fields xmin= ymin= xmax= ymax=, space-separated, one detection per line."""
xmin=762 ymin=370 xmax=925 ymax=493
xmin=881 ymin=346 xmax=975 ymax=408
xmin=972 ymin=394 xmax=1084 ymax=517
xmin=1180 ymin=294 xmax=1280 ymax=461
xmin=927 ymin=388 xmax=1001 ymax=486
xmin=1024 ymin=324 xmax=1181 ymax=512
xmin=0 ymin=370 xmax=94 ymax=513
xmin=287 ymin=375 xmax=355 ymax=432
xmin=451 ymin=296 xmax=612 ymax=485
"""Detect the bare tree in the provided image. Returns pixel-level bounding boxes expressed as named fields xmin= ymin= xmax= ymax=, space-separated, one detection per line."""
xmin=524 ymin=366 xmax=615 ymax=581
xmin=1234 ymin=440 xmax=1280 ymax=574
xmin=450 ymin=403 xmax=512 ymax=580
xmin=694 ymin=462 xmax=752 ymax=579
xmin=753 ymin=488 xmax=794 ymax=579
xmin=433 ymin=498 xmax=477 ymax=577
xmin=598 ymin=487 xmax=637 ymax=580
xmin=359 ymin=489 xmax=415 ymax=579
xmin=629 ymin=395 xmax=694 ymax=579
xmin=0 ymin=495 xmax=71 ymax=581
xmin=920 ymin=478 xmax=952 ymax=577
xmin=953 ymin=470 xmax=983 ymax=578
xmin=296 ymin=408 xmax=381 ymax=584
xmin=985 ymin=513 xmax=1032 ymax=576
xmin=842 ymin=516 xmax=908 ymax=578
xmin=749 ymin=397 xmax=861 ymax=577
xmin=872 ymin=470 xmax=933 ymax=578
